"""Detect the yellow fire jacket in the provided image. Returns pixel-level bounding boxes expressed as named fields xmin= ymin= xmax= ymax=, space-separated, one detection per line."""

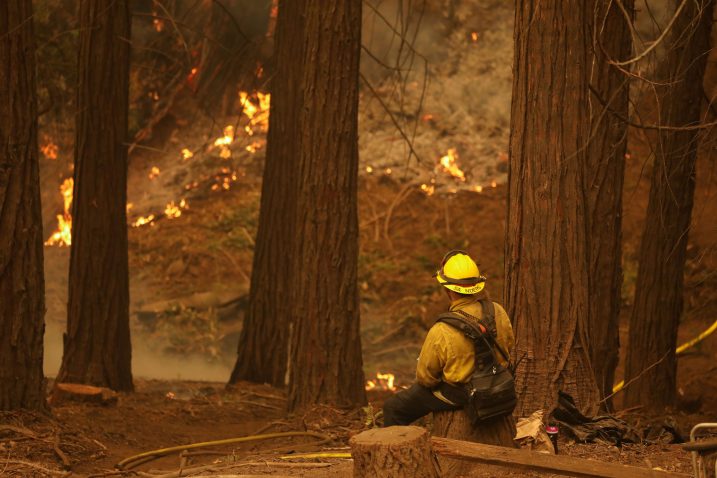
xmin=416 ymin=296 xmax=515 ymax=404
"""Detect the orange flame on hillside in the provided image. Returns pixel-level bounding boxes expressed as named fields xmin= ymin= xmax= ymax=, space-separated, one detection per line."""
xmin=41 ymin=140 xmax=58 ymax=160
xmin=365 ymin=372 xmax=396 ymax=391
xmin=45 ymin=178 xmax=74 ymax=247
xmin=439 ymin=148 xmax=466 ymax=182
xmin=239 ymin=91 xmax=270 ymax=136
xmin=164 ymin=199 xmax=188 ymax=219
xmin=208 ymin=92 xmax=270 ymax=158
xmin=132 ymin=214 xmax=155 ymax=227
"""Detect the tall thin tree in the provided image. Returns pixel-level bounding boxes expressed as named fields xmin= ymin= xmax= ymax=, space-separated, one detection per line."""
xmin=506 ymin=0 xmax=611 ymax=415
xmin=56 ymin=0 xmax=133 ymax=391
xmin=0 ymin=0 xmax=47 ymax=411
xmin=586 ymin=0 xmax=632 ymax=406
xmin=287 ymin=0 xmax=366 ymax=411
xmin=624 ymin=0 xmax=714 ymax=412
xmin=229 ymin=0 xmax=304 ymax=388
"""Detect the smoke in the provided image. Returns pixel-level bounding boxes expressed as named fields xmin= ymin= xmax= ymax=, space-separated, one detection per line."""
xmin=42 ymin=250 xmax=234 ymax=383
xmin=43 ymin=322 xmax=233 ymax=382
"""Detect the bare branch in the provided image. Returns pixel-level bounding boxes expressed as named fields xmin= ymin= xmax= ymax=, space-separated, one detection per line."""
xmin=609 ymin=0 xmax=689 ymax=66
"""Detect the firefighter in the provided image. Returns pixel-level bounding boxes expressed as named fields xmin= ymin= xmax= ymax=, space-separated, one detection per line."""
xmin=382 ymin=250 xmax=515 ymax=426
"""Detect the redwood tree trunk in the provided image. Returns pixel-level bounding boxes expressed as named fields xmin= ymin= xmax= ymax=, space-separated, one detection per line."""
xmin=287 ymin=0 xmax=366 ymax=410
xmin=505 ymin=0 xmax=600 ymax=416
xmin=229 ymin=0 xmax=304 ymax=387
xmin=0 ymin=0 xmax=47 ymax=411
xmin=56 ymin=0 xmax=133 ymax=391
xmin=624 ymin=0 xmax=713 ymax=412
xmin=586 ymin=0 xmax=632 ymax=406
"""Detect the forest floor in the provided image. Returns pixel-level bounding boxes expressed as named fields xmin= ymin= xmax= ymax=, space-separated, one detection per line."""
xmin=0 ymin=379 xmax=709 ymax=477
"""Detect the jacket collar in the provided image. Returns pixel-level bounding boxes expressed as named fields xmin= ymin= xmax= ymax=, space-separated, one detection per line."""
xmin=449 ymin=296 xmax=480 ymax=311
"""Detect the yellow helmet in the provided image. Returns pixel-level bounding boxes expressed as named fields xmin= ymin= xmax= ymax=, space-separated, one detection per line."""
xmin=435 ymin=250 xmax=486 ymax=294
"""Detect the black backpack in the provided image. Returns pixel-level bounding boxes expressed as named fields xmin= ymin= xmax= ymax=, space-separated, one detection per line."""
xmin=436 ymin=300 xmax=517 ymax=423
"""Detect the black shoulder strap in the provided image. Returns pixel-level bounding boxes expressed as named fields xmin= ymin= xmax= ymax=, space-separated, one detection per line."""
xmin=436 ymin=311 xmax=511 ymax=364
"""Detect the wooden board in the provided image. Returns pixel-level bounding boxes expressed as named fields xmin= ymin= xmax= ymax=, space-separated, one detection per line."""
xmin=431 ymin=437 xmax=690 ymax=478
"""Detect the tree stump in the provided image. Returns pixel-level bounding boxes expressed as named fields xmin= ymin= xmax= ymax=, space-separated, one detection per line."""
xmin=433 ymin=409 xmax=517 ymax=477
xmin=350 ymin=426 xmax=439 ymax=478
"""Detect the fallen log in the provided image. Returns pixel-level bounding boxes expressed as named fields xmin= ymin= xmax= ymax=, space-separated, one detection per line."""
xmin=350 ymin=426 xmax=439 ymax=478
xmin=431 ymin=436 xmax=691 ymax=478
xmin=49 ymin=383 xmax=118 ymax=406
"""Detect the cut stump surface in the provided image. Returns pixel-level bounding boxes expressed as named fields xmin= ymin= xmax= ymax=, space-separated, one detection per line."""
xmin=350 ymin=426 xmax=439 ymax=478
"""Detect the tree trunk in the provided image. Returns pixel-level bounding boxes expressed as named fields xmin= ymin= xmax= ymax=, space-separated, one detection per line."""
xmin=0 ymin=0 xmax=47 ymax=411
xmin=433 ymin=410 xmax=516 ymax=477
xmin=229 ymin=0 xmax=304 ymax=388
xmin=350 ymin=426 xmax=439 ymax=478
xmin=56 ymin=0 xmax=133 ymax=391
xmin=624 ymin=0 xmax=714 ymax=412
xmin=505 ymin=0 xmax=600 ymax=416
xmin=585 ymin=0 xmax=632 ymax=407
xmin=286 ymin=0 xmax=366 ymax=411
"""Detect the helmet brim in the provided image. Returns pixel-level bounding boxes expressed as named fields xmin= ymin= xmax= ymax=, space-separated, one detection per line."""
xmin=436 ymin=274 xmax=486 ymax=294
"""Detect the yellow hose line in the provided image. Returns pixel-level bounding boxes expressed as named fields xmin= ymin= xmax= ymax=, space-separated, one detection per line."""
xmin=612 ymin=318 xmax=717 ymax=393
xmin=116 ymin=431 xmax=330 ymax=470
xmin=279 ymin=452 xmax=352 ymax=460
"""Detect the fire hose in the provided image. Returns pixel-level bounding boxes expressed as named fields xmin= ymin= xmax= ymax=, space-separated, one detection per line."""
xmin=115 ymin=431 xmax=330 ymax=470
xmin=612 ymin=318 xmax=717 ymax=393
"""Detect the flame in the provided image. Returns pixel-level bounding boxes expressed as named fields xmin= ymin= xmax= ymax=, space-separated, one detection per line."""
xmin=40 ymin=140 xmax=58 ymax=160
xmin=239 ymin=91 xmax=270 ymax=135
xmin=420 ymin=183 xmax=435 ymax=196
xmin=181 ymin=148 xmax=193 ymax=160
xmin=365 ymin=166 xmax=373 ymax=173
xmin=164 ymin=199 xmax=188 ymax=219
xmin=213 ymin=125 xmax=235 ymax=159
xmin=471 ymin=31 xmax=478 ymax=42
xmin=149 ymin=166 xmax=160 ymax=180
xmin=385 ymin=168 xmax=392 ymax=175
xmin=491 ymin=181 xmax=497 ymax=188
xmin=245 ymin=141 xmax=263 ymax=153
xmin=153 ymin=18 xmax=164 ymax=32
xmin=364 ymin=372 xmax=396 ymax=391
xmin=132 ymin=214 xmax=155 ymax=227
xmin=45 ymin=178 xmax=74 ymax=246
xmin=206 ymin=92 xmax=270 ymax=159
xmin=439 ymin=148 xmax=466 ymax=182
xmin=473 ymin=185 xmax=483 ymax=193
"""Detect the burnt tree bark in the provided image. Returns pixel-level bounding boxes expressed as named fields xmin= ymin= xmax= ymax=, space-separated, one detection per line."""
xmin=586 ymin=0 xmax=632 ymax=406
xmin=0 ymin=0 xmax=47 ymax=411
xmin=506 ymin=0 xmax=603 ymax=416
xmin=229 ymin=0 xmax=304 ymax=387
xmin=624 ymin=0 xmax=714 ymax=412
xmin=56 ymin=0 xmax=133 ymax=391
xmin=286 ymin=0 xmax=366 ymax=410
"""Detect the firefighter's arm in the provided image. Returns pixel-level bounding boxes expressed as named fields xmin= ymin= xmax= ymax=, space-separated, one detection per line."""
xmin=494 ymin=303 xmax=515 ymax=355
xmin=415 ymin=325 xmax=447 ymax=388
